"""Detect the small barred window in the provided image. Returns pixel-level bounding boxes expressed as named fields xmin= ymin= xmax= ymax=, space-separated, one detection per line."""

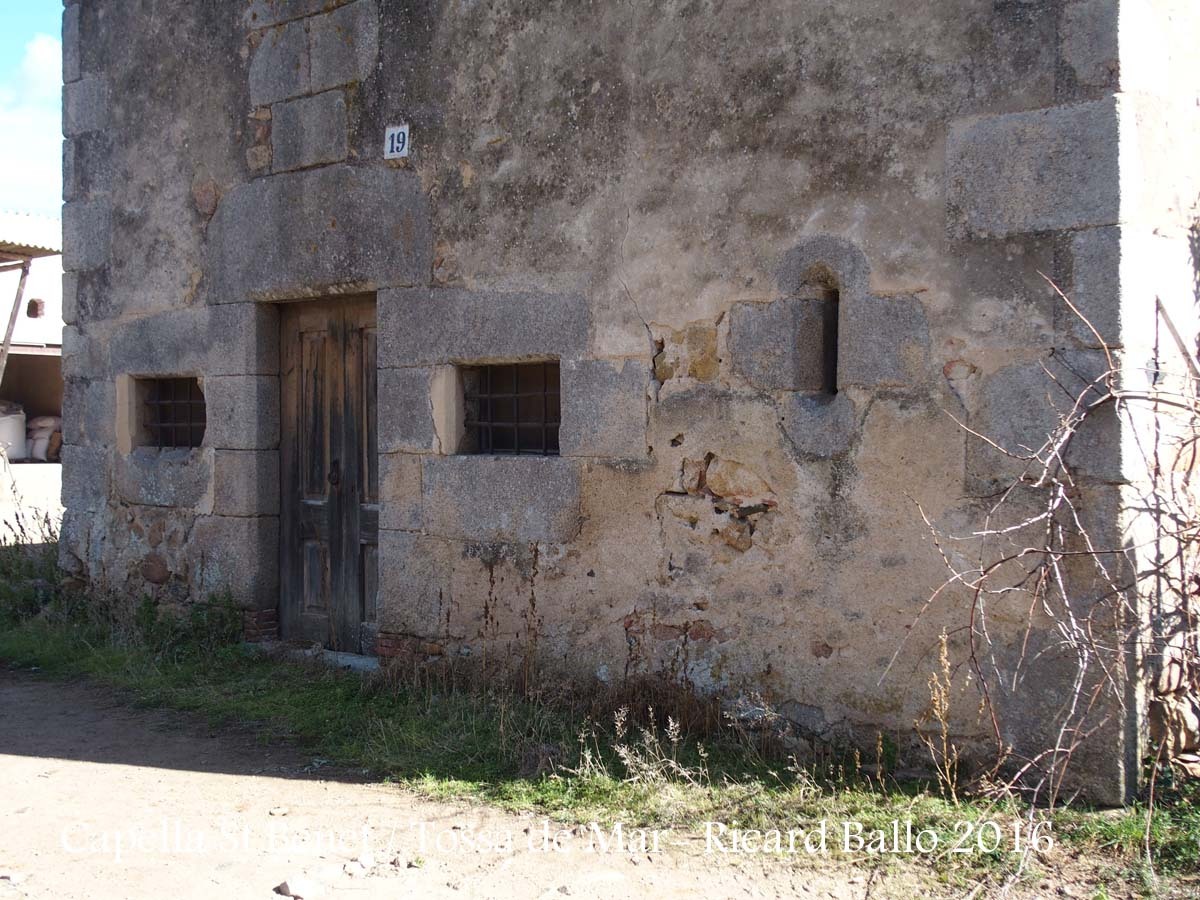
xmin=141 ymin=377 xmax=206 ymax=449
xmin=462 ymin=362 xmax=560 ymax=456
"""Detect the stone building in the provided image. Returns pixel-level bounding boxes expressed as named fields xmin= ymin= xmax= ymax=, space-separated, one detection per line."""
xmin=60 ymin=0 xmax=1199 ymax=803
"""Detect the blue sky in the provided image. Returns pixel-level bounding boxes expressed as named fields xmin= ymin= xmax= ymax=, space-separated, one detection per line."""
xmin=0 ymin=4 xmax=64 ymax=218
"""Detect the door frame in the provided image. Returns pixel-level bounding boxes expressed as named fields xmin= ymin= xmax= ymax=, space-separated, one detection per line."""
xmin=277 ymin=295 xmax=378 ymax=652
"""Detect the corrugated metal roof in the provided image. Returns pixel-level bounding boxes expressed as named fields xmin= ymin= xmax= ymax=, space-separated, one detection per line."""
xmin=0 ymin=210 xmax=61 ymax=259
xmin=6 ymin=344 xmax=61 ymax=356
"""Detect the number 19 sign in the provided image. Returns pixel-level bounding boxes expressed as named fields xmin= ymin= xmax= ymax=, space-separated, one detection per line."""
xmin=384 ymin=124 xmax=410 ymax=159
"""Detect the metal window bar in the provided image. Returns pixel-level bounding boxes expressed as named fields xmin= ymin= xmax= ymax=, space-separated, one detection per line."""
xmin=144 ymin=378 xmax=206 ymax=449
xmin=464 ymin=362 xmax=560 ymax=455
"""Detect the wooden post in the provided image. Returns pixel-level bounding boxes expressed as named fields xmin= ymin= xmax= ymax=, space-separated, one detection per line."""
xmin=0 ymin=257 xmax=31 ymax=390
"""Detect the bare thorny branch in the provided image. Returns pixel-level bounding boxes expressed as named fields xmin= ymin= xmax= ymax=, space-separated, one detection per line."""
xmin=901 ymin=279 xmax=1199 ymax=881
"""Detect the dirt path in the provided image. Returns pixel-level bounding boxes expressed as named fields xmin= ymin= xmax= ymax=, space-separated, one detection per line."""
xmin=0 ymin=669 xmax=917 ymax=900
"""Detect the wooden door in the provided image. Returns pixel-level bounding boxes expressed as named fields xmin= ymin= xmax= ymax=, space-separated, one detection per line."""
xmin=280 ymin=298 xmax=378 ymax=652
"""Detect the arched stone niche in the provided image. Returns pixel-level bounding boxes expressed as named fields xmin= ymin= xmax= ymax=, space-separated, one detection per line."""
xmin=729 ymin=235 xmax=931 ymax=459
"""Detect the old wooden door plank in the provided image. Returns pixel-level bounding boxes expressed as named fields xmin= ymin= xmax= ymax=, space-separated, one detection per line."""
xmin=280 ymin=297 xmax=377 ymax=653
xmin=331 ymin=303 xmax=358 ymax=651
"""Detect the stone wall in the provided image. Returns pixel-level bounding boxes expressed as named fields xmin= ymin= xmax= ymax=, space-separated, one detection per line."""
xmin=59 ymin=0 xmax=1200 ymax=803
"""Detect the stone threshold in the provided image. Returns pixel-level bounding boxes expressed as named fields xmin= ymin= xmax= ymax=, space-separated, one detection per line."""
xmin=242 ymin=640 xmax=381 ymax=673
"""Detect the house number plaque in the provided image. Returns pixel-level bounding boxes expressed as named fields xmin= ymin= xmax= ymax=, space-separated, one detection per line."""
xmin=384 ymin=124 xmax=410 ymax=159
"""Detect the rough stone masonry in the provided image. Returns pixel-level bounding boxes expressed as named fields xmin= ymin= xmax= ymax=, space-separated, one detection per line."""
xmin=59 ymin=0 xmax=1200 ymax=804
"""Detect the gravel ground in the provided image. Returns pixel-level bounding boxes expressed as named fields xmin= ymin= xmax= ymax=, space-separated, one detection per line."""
xmin=0 ymin=669 xmax=908 ymax=900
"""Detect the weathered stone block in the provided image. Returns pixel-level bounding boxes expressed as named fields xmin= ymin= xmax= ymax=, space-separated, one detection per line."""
xmin=213 ymin=450 xmax=280 ymax=516
xmin=1064 ymin=226 xmax=1121 ymax=347
xmin=653 ymin=323 xmax=718 ymax=383
xmin=61 ymin=272 xmax=79 ymax=325
xmin=378 ymin=288 xmax=587 ymax=367
xmin=776 ymin=235 xmax=871 ymax=301
xmin=271 ymin=90 xmax=349 ymax=173
xmin=379 ymin=452 xmax=422 ymax=530
xmin=309 ymin=0 xmax=379 ymax=92
xmin=62 ymin=5 xmax=81 ymax=83
xmin=63 ymin=76 xmax=107 ymax=136
xmin=249 ymin=20 xmax=309 ymax=106
xmin=560 ymin=359 xmax=648 ymax=459
xmin=378 ymin=367 xmax=436 ymax=453
xmin=728 ymin=298 xmax=832 ymax=393
xmin=991 ymin=620 xmax=1134 ymax=807
xmin=108 ymin=304 xmax=280 ymax=377
xmin=967 ymin=351 xmax=1123 ymax=488
xmin=208 ymin=165 xmax=431 ymax=302
xmin=779 ymin=393 xmax=859 ymax=459
xmin=200 ymin=376 xmax=280 ymax=449
xmin=58 ymin=507 xmax=92 ymax=576
xmin=244 ymin=0 xmax=354 ymax=29
xmin=62 ymin=140 xmax=78 ymax=202
xmin=66 ymin=269 xmax=117 ymax=325
xmin=838 ymin=294 xmax=930 ymax=390
xmin=946 ymin=99 xmax=1119 ymax=238
xmin=188 ymin=515 xmax=280 ymax=607
xmin=60 ymin=445 xmax=110 ymax=513
xmin=1071 ymin=482 xmax=1129 ymax=582
xmin=62 ymin=198 xmax=111 ymax=272
xmin=375 ymin=529 xmax=451 ymax=633
xmin=114 ymin=447 xmax=214 ymax=510
xmin=62 ymin=377 xmax=115 ymax=447
xmin=64 ymin=131 xmax=115 ymax=203
xmin=1060 ymin=0 xmax=1118 ymax=88
xmin=421 ymin=456 xmax=582 ymax=543
xmin=61 ymin=325 xmax=108 ymax=379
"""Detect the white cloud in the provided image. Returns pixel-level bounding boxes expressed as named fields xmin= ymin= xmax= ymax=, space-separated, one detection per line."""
xmin=20 ymin=34 xmax=63 ymax=103
xmin=0 ymin=34 xmax=63 ymax=218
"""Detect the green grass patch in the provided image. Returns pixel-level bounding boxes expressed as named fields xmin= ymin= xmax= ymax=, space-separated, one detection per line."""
xmin=1 ymin=608 xmax=1197 ymax=893
xmin=1054 ymin=772 xmax=1200 ymax=885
